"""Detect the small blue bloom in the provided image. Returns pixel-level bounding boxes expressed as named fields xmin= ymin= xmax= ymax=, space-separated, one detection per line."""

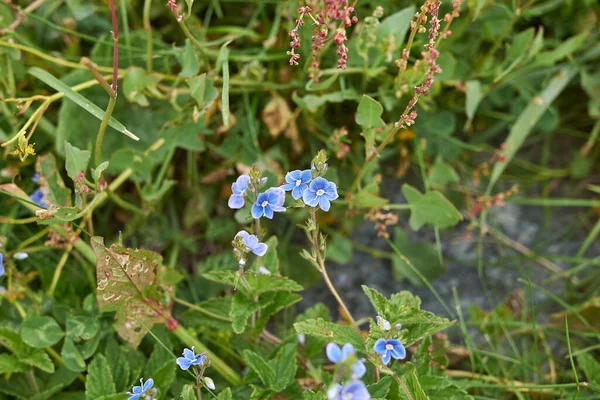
xmin=0 ymin=253 xmax=4 ymax=278
xmin=228 ymin=175 xmax=250 ymax=209
xmin=29 ymin=188 xmax=47 ymax=208
xmin=32 ymin=173 xmax=40 ymax=183
xmin=176 ymin=346 xmax=206 ymax=370
xmin=302 ymin=177 xmax=338 ymax=211
xmin=127 ymin=378 xmax=154 ymax=400
xmin=251 ymin=187 xmax=286 ymax=219
xmin=327 ymin=380 xmax=370 ymax=400
xmin=236 ymin=231 xmax=268 ymax=257
xmin=326 ymin=343 xmax=366 ymax=379
xmin=373 ymin=338 xmax=406 ymax=365
xmin=280 ymin=169 xmax=312 ymax=200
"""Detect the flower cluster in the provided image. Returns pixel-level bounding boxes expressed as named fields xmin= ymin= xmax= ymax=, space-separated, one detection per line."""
xmin=372 ymin=315 xmax=407 ymax=365
xmin=127 ymin=378 xmax=156 ymax=400
xmin=325 ymin=342 xmax=370 ymax=400
xmin=287 ymin=2 xmax=358 ymax=80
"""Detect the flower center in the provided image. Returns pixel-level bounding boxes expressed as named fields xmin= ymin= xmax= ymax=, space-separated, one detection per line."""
xmin=261 ymin=200 xmax=269 ymax=207
xmin=295 ymin=179 xmax=302 ymax=187
xmin=316 ymin=189 xmax=325 ymax=196
xmin=385 ymin=344 xmax=394 ymax=350
xmin=342 ymin=394 xmax=353 ymax=400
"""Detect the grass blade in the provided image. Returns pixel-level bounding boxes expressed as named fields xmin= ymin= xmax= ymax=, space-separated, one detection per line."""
xmin=486 ymin=66 xmax=576 ymax=193
xmin=28 ymin=67 xmax=139 ymax=141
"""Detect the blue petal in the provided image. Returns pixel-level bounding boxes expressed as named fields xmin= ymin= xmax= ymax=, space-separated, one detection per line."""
xmin=232 ymin=175 xmax=250 ymax=194
xmin=270 ymin=205 xmax=286 ymax=212
xmin=352 ymin=360 xmax=367 ymax=379
xmin=387 ymin=339 xmax=402 ymax=347
xmin=228 ymin=194 xmax=245 ymax=209
xmin=142 ymin=378 xmax=154 ymax=392
xmin=285 ymin=170 xmax=302 ymax=183
xmin=382 ymin=351 xmax=392 ymax=365
xmin=176 ymin=357 xmax=192 ymax=370
xmin=324 ymin=182 xmax=339 ymax=200
xmin=0 ymin=254 xmax=4 ymax=278
xmin=251 ymin=203 xmax=264 ymax=219
xmin=310 ymin=177 xmax=328 ymax=191
xmin=131 ymin=385 xmax=143 ymax=394
xmin=266 ymin=187 xmax=285 ymax=206
xmin=264 ymin=205 xmax=274 ymax=219
xmin=256 ymin=192 xmax=268 ymax=204
xmin=341 ymin=343 xmax=355 ymax=360
xmin=300 ymin=169 xmax=312 ymax=183
xmin=244 ymin=235 xmax=259 ymax=249
xmin=236 ymin=230 xmax=250 ymax=241
xmin=373 ymin=338 xmax=387 ymax=354
xmin=318 ymin=196 xmax=331 ymax=212
xmin=391 ymin=342 xmax=406 ymax=359
xmin=291 ymin=184 xmax=306 ymax=200
xmin=252 ymin=243 xmax=268 ymax=257
xmin=303 ymin=189 xmax=318 ymax=207
xmin=183 ymin=348 xmax=195 ymax=360
xmin=281 ymin=182 xmax=296 ymax=191
xmin=326 ymin=342 xmax=341 ymax=363
xmin=342 ymin=380 xmax=370 ymax=400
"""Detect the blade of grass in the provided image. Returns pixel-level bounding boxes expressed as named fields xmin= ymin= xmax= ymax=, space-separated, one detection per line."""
xmin=220 ymin=43 xmax=231 ymax=127
xmin=565 ymin=315 xmax=581 ymax=398
xmin=486 ymin=66 xmax=577 ymax=194
xmin=576 ymin=217 xmax=600 ymax=258
xmin=28 ymin=67 xmax=139 ymax=141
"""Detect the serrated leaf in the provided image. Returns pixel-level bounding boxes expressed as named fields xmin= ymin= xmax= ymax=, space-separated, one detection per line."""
xmin=402 ymin=362 xmax=429 ymax=400
xmin=216 ymin=388 xmax=233 ymax=400
xmin=271 ymin=342 xmax=297 ymax=391
xmin=294 ymin=319 xmax=363 ymax=349
xmin=202 ymin=271 xmax=302 ymax=296
xmin=230 ymin=292 xmax=269 ymax=334
xmin=0 ymin=354 xmax=30 ymax=374
xmin=188 ymin=73 xmax=218 ymax=114
xmin=105 ymin=339 xmax=130 ymax=392
xmin=29 ymin=67 xmax=138 ymax=141
xmin=61 ymin=338 xmax=86 ymax=372
xmin=242 ymin=350 xmax=275 ymax=387
xmin=91 ymin=236 xmax=174 ymax=348
xmin=181 ymin=384 xmax=196 ymax=400
xmin=368 ymin=375 xmax=394 ymax=398
xmin=402 ymin=184 xmax=462 ymax=230
xmin=21 ymin=316 xmax=65 ymax=348
xmin=356 ymin=95 xmax=385 ymax=129
xmin=85 ymin=354 xmax=116 ymax=400
xmin=64 ymin=141 xmax=91 ymax=180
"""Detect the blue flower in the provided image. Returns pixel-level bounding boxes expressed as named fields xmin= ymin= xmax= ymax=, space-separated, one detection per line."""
xmin=373 ymin=338 xmax=406 ymax=365
xmin=236 ymin=230 xmax=268 ymax=256
xmin=327 ymin=380 xmax=370 ymax=400
xmin=228 ymin=175 xmax=250 ymax=209
xmin=251 ymin=187 xmax=286 ymax=219
xmin=0 ymin=253 xmax=4 ymax=278
xmin=302 ymin=177 xmax=338 ymax=211
xmin=29 ymin=188 xmax=47 ymax=208
xmin=281 ymin=169 xmax=312 ymax=200
xmin=326 ymin=343 xmax=366 ymax=379
xmin=127 ymin=378 xmax=155 ymax=400
xmin=176 ymin=346 xmax=206 ymax=370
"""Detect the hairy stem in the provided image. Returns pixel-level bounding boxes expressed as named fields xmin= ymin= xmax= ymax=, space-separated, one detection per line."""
xmin=310 ymin=208 xmax=357 ymax=329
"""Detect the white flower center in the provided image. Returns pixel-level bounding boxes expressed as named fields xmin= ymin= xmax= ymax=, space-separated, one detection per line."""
xmin=342 ymin=394 xmax=353 ymax=400
xmin=295 ymin=179 xmax=302 ymax=187
xmin=261 ymin=200 xmax=269 ymax=207
xmin=385 ymin=344 xmax=394 ymax=350
xmin=316 ymin=189 xmax=325 ymax=196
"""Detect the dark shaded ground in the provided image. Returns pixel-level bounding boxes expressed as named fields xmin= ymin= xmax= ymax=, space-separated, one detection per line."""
xmin=301 ymin=178 xmax=600 ymax=341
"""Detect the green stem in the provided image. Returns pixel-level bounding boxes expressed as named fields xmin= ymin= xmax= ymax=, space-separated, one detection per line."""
xmin=143 ymin=0 xmax=153 ymax=73
xmin=172 ymin=325 xmax=242 ymax=386
xmin=94 ymin=96 xmax=116 ymax=167
xmin=174 ymin=297 xmax=231 ymax=322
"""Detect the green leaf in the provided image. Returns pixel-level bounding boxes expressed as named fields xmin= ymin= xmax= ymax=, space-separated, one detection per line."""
xmin=488 ymin=67 xmax=576 ymax=191
xmin=260 ymin=236 xmax=280 ymax=275
xmin=375 ymin=6 xmax=415 ymax=50
xmin=61 ymin=338 xmax=86 ymax=372
xmin=327 ymin=232 xmax=353 ymax=265
xmin=29 ymin=67 xmax=138 ymax=141
xmin=428 ymin=157 xmax=459 ymax=187
xmin=202 ymin=271 xmax=303 ymax=296
xmin=356 ymin=95 xmax=386 ymax=129
xmin=506 ymin=28 xmax=534 ymax=62
xmin=105 ymin=339 xmax=130 ymax=392
xmin=178 ymin=39 xmax=200 ymax=78
xmin=465 ymin=80 xmax=482 ymax=120
xmin=92 ymin=161 xmax=109 ymax=183
xmin=230 ymin=292 xmax=269 ymax=334
xmin=0 ymin=354 xmax=30 ymax=374
xmin=85 ymin=354 xmax=116 ymax=400
xmin=216 ymin=388 xmax=233 ymax=400
xmin=36 ymin=154 xmax=71 ymax=207
xmin=181 ymin=385 xmax=196 ymax=400
xmin=402 ymin=185 xmax=462 ymax=230
xmin=368 ymin=375 xmax=394 ymax=398
xmin=294 ymin=319 xmax=364 ymax=349
xmin=64 ymin=141 xmax=91 ymax=180
xmin=578 ymin=352 xmax=600 ymax=386
xmin=188 ymin=73 xmax=218 ymax=113
xmin=123 ymin=67 xmax=160 ymax=107
xmin=402 ymin=362 xmax=429 ymax=400
xmin=242 ymin=350 xmax=275 ymax=387
xmin=21 ymin=316 xmax=65 ymax=348
xmin=271 ymin=342 xmax=298 ymax=392
xmin=66 ymin=313 xmax=100 ymax=341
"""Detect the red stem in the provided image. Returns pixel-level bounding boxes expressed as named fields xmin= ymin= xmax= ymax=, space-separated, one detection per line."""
xmin=109 ymin=0 xmax=119 ymax=95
